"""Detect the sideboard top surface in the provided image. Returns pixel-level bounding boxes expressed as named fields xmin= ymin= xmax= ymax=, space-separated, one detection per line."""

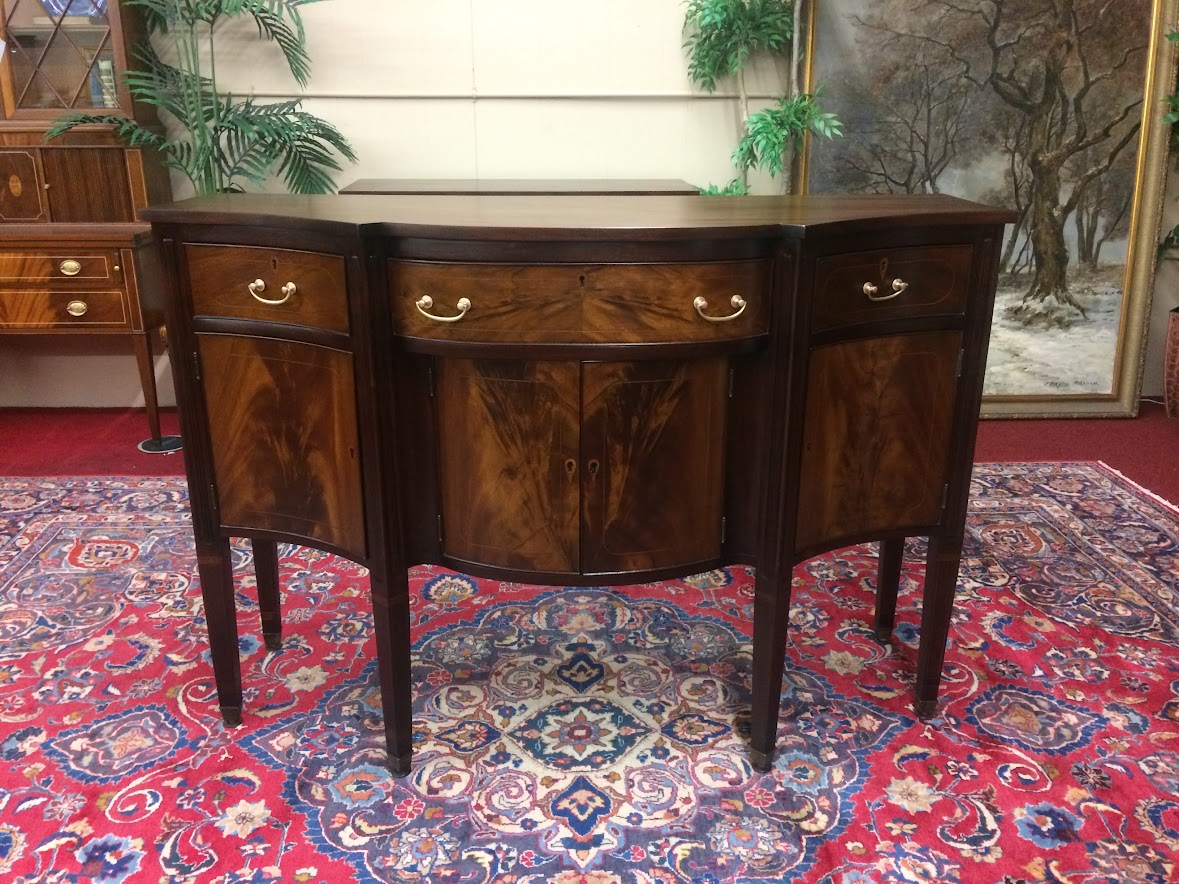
xmin=140 ymin=193 xmax=1016 ymax=240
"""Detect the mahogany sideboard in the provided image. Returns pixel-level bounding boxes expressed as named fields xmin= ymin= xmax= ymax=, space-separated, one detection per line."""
xmin=141 ymin=192 xmax=1014 ymax=774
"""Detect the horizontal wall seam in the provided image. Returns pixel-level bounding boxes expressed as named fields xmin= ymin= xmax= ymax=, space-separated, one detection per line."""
xmin=244 ymin=92 xmax=787 ymax=101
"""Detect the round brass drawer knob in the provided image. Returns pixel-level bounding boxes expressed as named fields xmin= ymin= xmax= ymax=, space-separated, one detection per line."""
xmin=60 ymin=259 xmax=82 ymax=276
xmin=66 ymin=300 xmax=88 ymax=317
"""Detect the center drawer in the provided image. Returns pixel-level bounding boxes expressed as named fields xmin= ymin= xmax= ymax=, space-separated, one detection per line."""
xmin=185 ymin=244 xmax=349 ymax=334
xmin=391 ymin=260 xmax=769 ymax=343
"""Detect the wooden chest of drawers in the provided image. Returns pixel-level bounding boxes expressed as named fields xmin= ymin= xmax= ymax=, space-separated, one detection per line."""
xmin=0 ymin=230 xmax=167 ymax=439
xmin=143 ymin=192 xmax=1014 ymax=777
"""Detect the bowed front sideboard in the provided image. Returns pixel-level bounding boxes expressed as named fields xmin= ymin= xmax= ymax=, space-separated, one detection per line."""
xmin=141 ymin=192 xmax=1014 ymax=774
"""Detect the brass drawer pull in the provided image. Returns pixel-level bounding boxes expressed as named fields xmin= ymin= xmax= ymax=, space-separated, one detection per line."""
xmin=66 ymin=299 xmax=88 ymax=317
xmin=247 ymin=278 xmax=296 ymax=306
xmin=693 ymin=294 xmax=747 ymax=322
xmin=864 ymin=279 xmax=908 ymax=302
xmin=416 ymin=295 xmax=471 ymax=323
xmin=60 ymin=259 xmax=82 ymax=276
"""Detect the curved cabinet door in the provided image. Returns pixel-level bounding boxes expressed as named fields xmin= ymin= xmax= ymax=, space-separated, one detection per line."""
xmin=436 ymin=358 xmax=581 ymax=574
xmin=795 ymin=330 xmax=962 ymax=552
xmin=581 ymin=358 xmax=727 ymax=575
xmin=197 ymin=334 xmax=366 ymax=558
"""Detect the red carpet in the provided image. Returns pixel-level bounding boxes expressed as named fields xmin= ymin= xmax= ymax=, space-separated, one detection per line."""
xmin=0 ymin=465 xmax=1177 ymax=883
xmin=0 ymin=408 xmax=185 ymax=476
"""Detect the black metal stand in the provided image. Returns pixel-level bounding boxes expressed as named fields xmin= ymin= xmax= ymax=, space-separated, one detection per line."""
xmin=138 ymin=435 xmax=183 ymax=454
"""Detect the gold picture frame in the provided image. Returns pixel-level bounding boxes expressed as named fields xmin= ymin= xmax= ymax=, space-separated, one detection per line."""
xmin=802 ymin=0 xmax=1179 ymax=417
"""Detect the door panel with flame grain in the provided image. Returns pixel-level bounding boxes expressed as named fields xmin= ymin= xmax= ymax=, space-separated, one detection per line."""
xmin=198 ymin=334 xmax=366 ymax=558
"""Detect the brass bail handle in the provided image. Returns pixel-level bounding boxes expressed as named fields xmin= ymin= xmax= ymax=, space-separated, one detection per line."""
xmin=862 ymin=278 xmax=909 ymax=302
xmin=693 ymin=294 xmax=748 ymax=322
xmin=416 ymin=295 xmax=472 ymax=323
xmin=248 ymin=278 xmax=296 ymax=306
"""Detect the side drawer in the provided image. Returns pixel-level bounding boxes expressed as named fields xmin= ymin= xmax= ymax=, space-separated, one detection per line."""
xmin=812 ymin=244 xmax=972 ymax=333
xmin=392 ymin=260 xmax=769 ymax=343
xmin=185 ymin=244 xmax=349 ymax=334
xmin=0 ymin=289 xmax=128 ymax=329
xmin=0 ymin=250 xmax=118 ymax=283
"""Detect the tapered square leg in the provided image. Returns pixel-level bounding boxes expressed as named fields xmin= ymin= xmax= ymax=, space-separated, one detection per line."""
xmin=252 ymin=539 xmax=282 ymax=651
xmin=370 ymin=564 xmax=414 ymax=776
xmin=132 ymin=332 xmax=162 ymax=443
xmin=914 ymin=535 xmax=962 ymax=720
xmin=874 ymin=538 xmax=905 ymax=644
xmin=195 ymin=536 xmax=242 ymax=726
xmin=749 ymin=570 xmax=793 ymax=771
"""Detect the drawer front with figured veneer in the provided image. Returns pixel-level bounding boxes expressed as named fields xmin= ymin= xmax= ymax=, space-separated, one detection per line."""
xmin=392 ymin=260 xmax=768 ymax=343
xmin=186 ymin=244 xmax=349 ymax=333
xmin=0 ymin=251 xmax=118 ymax=284
xmin=812 ymin=245 xmax=972 ymax=333
xmin=0 ymin=289 xmax=128 ymax=329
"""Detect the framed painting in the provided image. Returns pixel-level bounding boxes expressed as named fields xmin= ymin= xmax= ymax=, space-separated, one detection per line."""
xmin=803 ymin=0 xmax=1178 ymax=416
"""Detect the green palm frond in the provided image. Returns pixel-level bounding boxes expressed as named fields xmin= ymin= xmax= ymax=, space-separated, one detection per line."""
xmin=45 ymin=114 xmax=166 ymax=149
xmin=214 ymin=97 xmax=357 ymax=193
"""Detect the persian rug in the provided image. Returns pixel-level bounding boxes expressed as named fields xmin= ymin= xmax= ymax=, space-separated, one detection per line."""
xmin=1 ymin=463 xmax=1177 ymax=884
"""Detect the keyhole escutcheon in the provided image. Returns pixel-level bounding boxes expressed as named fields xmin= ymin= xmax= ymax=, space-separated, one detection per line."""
xmin=587 ymin=459 xmax=600 ymax=479
xmin=564 ymin=458 xmax=577 ymax=477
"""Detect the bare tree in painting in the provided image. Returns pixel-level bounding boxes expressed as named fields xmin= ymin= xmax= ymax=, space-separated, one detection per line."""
xmin=1071 ymin=147 xmax=1137 ymax=269
xmin=843 ymin=0 xmax=1150 ymax=327
xmin=840 ymin=48 xmax=975 ymax=193
xmin=815 ymin=35 xmax=982 ymax=195
xmin=983 ymin=115 xmax=1033 ymax=273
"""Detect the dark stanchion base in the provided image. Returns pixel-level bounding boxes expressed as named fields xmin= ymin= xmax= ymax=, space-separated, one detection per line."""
xmin=263 ymin=632 xmax=282 ymax=652
xmin=138 ymin=434 xmax=183 ymax=454
xmin=873 ymin=626 xmax=893 ymax=645
xmin=220 ymin=706 xmax=243 ymax=727
xmin=749 ymin=748 xmax=772 ymax=772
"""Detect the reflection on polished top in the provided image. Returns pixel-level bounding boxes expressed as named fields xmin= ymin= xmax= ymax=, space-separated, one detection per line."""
xmin=141 ymin=192 xmax=1015 ymax=235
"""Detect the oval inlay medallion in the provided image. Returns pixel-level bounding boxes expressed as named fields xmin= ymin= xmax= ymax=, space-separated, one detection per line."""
xmin=8 ymin=174 xmax=22 ymax=198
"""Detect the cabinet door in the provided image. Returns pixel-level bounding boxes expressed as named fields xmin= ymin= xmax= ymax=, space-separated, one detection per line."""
xmin=581 ymin=359 xmax=728 ymax=575
xmin=197 ymin=334 xmax=366 ymax=558
xmin=436 ymin=359 xmax=581 ymax=573
xmin=795 ymin=331 xmax=962 ymax=551
xmin=40 ymin=148 xmax=132 ymax=223
xmin=0 ymin=149 xmax=46 ymax=221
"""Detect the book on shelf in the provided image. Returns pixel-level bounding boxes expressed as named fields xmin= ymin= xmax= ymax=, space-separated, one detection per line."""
xmin=88 ymin=58 xmax=118 ymax=108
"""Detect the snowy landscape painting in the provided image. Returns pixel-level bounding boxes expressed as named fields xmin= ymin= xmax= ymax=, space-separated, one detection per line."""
xmin=806 ymin=0 xmax=1173 ymax=415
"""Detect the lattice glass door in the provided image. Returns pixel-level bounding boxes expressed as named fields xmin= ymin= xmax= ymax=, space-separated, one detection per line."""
xmin=2 ymin=0 xmax=116 ymax=114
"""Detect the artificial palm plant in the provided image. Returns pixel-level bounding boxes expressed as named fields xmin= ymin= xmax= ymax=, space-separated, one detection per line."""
xmin=47 ymin=0 xmax=355 ymax=195
xmin=684 ymin=0 xmax=840 ymax=194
